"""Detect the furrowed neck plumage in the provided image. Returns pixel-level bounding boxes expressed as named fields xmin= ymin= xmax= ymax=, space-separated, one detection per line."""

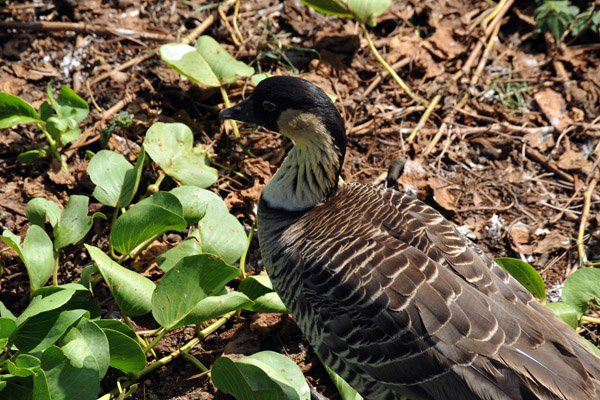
xmin=262 ymin=109 xmax=344 ymax=212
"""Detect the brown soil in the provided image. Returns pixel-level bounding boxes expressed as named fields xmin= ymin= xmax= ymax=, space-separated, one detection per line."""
xmin=1 ymin=0 xmax=600 ymax=399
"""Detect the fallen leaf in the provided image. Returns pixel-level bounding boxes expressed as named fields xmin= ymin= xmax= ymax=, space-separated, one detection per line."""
xmin=557 ymin=150 xmax=593 ymax=173
xmin=533 ymin=231 xmax=570 ymax=254
xmin=534 ymin=88 xmax=572 ymax=131
xmin=427 ymin=177 xmax=456 ymax=211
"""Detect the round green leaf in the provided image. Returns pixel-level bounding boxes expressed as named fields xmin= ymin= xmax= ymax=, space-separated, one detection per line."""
xmin=156 ymin=239 xmax=203 ymax=272
xmin=195 ymin=35 xmax=254 ymax=84
xmin=102 ymin=328 xmax=146 ymax=373
xmin=239 ymin=276 xmax=287 ymax=314
xmin=94 ymin=319 xmax=137 ymax=341
xmin=26 ymin=198 xmax=61 ymax=228
xmin=46 ymin=116 xmax=68 ymax=139
xmin=494 ymin=257 xmax=546 ymax=300
xmin=212 ymin=351 xmax=309 ymax=400
xmin=347 ymin=0 xmax=392 ymax=26
xmin=299 ymin=0 xmax=353 ymax=18
xmin=110 ymin=192 xmax=186 ymax=256
xmin=159 ymin=43 xmax=220 ymax=86
xmin=545 ymin=302 xmax=580 ymax=329
xmin=197 ymin=205 xmax=247 ymax=264
xmin=86 ymin=245 xmax=154 ymax=316
xmin=87 ymin=150 xmax=134 ymax=207
xmin=16 ymin=288 xmax=78 ymax=325
xmin=41 ymin=345 xmax=99 ymax=400
xmin=151 ymin=254 xmax=239 ymax=329
xmin=0 ymin=317 xmax=17 ymax=342
xmin=562 ymin=268 xmax=600 ymax=314
xmin=17 ymin=149 xmax=47 ymax=164
xmin=170 ymin=186 xmax=223 ymax=225
xmin=143 ymin=123 xmax=218 ymax=188
xmin=23 ymin=225 xmax=56 ymax=291
xmin=60 ymin=318 xmax=109 ymax=379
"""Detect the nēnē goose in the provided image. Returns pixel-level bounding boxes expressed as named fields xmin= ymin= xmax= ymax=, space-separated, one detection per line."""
xmin=220 ymin=76 xmax=600 ymax=400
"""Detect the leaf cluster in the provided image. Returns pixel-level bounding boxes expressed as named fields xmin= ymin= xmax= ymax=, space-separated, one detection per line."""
xmin=0 ymin=81 xmax=89 ymax=172
xmin=534 ymin=0 xmax=600 ymax=42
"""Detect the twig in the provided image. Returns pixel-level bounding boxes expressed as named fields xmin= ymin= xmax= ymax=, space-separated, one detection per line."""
xmin=525 ymin=146 xmax=574 ymax=183
xmin=577 ymin=177 xmax=599 ymax=267
xmin=0 ymin=20 xmax=174 ymax=41
xmin=88 ymin=51 xmax=156 ymax=87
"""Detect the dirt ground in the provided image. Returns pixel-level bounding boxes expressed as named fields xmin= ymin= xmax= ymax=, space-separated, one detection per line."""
xmin=1 ymin=0 xmax=600 ymax=399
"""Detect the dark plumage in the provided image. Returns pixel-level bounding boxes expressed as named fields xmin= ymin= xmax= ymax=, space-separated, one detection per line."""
xmin=220 ymin=76 xmax=600 ymax=399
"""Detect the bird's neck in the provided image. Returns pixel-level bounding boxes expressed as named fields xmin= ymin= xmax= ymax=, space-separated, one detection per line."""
xmin=261 ymin=112 xmax=343 ymax=212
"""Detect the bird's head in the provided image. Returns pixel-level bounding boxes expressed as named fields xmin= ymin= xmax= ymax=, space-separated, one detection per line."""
xmin=220 ymin=76 xmax=346 ymax=161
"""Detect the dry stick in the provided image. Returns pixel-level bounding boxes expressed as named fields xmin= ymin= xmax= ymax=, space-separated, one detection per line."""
xmin=576 ymin=177 xmax=599 ymax=268
xmin=525 ymin=146 xmax=574 ymax=183
xmin=470 ymin=21 xmax=501 ymax=86
xmin=0 ymin=20 xmax=174 ymax=41
xmin=362 ymin=59 xmax=411 ymax=99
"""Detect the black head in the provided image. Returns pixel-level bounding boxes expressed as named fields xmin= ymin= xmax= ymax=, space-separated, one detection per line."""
xmin=220 ymin=76 xmax=346 ymax=157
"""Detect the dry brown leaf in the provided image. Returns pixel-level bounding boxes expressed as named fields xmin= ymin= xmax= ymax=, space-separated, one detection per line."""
xmin=557 ymin=150 xmax=593 ymax=173
xmin=509 ymin=221 xmax=531 ymax=245
xmin=428 ymin=16 xmax=467 ymax=59
xmin=427 ymin=177 xmax=456 ymax=211
xmin=523 ymin=130 xmax=555 ymax=152
xmin=533 ymin=231 xmax=570 ymax=254
xmin=534 ymin=88 xmax=572 ymax=131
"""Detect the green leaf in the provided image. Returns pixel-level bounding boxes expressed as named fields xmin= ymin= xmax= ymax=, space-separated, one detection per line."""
xmin=347 ymin=0 xmax=391 ymax=26
xmin=94 ymin=319 xmax=137 ymax=341
xmin=22 ymin=225 xmax=56 ymax=291
xmin=7 ymin=354 xmax=41 ymax=377
xmin=534 ymin=1 xmax=579 ymax=41
xmin=1 ymin=229 xmax=25 ymax=263
xmin=16 ymin=287 xmax=78 ymax=325
xmin=54 ymin=85 xmax=89 ymax=124
xmin=143 ymin=122 xmax=218 ymax=188
xmin=86 ymin=245 xmax=154 ymax=316
xmin=26 ymin=198 xmax=62 ymax=228
xmin=46 ymin=116 xmax=68 ymax=139
xmin=1 ymin=380 xmax=33 ymax=400
xmin=41 ymin=345 xmax=99 ymax=400
xmin=160 ymin=43 xmax=220 ymax=86
xmin=495 ymin=257 xmax=546 ymax=300
xmin=39 ymin=101 xmax=53 ymax=121
xmin=156 ymin=238 xmax=203 ymax=272
xmin=159 ymin=36 xmax=254 ymax=86
xmin=102 ymin=328 xmax=146 ymax=373
xmin=119 ymin=146 xmax=146 ymax=208
xmin=60 ymin=318 xmax=110 ymax=379
xmin=110 ymin=192 xmax=187 ymax=256
xmin=59 ymin=128 xmax=82 ymax=145
xmin=0 ymin=91 xmax=40 ymax=128
xmin=300 ymin=0 xmax=353 ymax=18
xmin=322 ymin=362 xmax=363 ymax=400
xmin=15 ymin=309 xmax=86 ymax=353
xmin=195 ymin=202 xmax=247 ymax=264
xmin=562 ymin=268 xmax=600 ymax=314
xmin=212 ymin=351 xmax=310 ymax=400
xmin=178 ymin=289 xmax=253 ymax=327
xmin=54 ymin=195 xmax=106 ymax=249
xmin=170 ymin=185 xmax=220 ymax=226
xmin=17 ymin=149 xmax=47 ymax=164
xmin=87 ymin=150 xmax=134 ymax=207
xmin=195 ymin=36 xmax=255 ymax=84
xmin=238 ymin=276 xmax=287 ymax=313
xmin=0 ymin=317 xmax=17 ymax=344
xmin=545 ymin=302 xmax=580 ymax=329
xmin=152 ymin=254 xmax=239 ymax=329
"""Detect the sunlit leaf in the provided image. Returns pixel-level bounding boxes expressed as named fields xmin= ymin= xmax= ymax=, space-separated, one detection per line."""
xmin=495 ymin=257 xmax=546 ymax=300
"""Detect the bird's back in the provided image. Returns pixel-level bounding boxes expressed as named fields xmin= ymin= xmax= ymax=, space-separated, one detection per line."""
xmin=258 ymin=182 xmax=600 ymax=400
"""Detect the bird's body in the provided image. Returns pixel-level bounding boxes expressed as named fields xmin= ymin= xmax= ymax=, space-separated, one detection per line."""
xmin=220 ymin=76 xmax=600 ymax=399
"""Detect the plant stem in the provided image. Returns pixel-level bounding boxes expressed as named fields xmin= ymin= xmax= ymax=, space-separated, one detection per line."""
xmin=97 ymin=311 xmax=236 ymax=400
xmin=143 ymin=328 xmax=168 ymax=354
xmin=582 ymin=315 xmax=600 ymax=325
xmin=238 ymin=219 xmax=255 ymax=279
xmin=407 ymin=93 xmax=441 ymax=142
xmin=52 ymin=251 xmax=60 ymax=286
xmin=577 ymin=177 xmax=598 ymax=266
xmin=361 ymin=24 xmax=428 ymax=106
xmin=219 ymin=85 xmax=240 ymax=138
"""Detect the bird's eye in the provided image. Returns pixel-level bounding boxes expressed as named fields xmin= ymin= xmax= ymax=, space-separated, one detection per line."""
xmin=262 ymin=101 xmax=276 ymax=112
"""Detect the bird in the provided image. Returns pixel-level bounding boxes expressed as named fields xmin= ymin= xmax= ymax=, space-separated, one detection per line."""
xmin=220 ymin=76 xmax=600 ymax=400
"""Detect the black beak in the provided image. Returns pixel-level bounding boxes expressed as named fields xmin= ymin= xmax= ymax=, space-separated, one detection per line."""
xmin=219 ymin=97 xmax=256 ymax=124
